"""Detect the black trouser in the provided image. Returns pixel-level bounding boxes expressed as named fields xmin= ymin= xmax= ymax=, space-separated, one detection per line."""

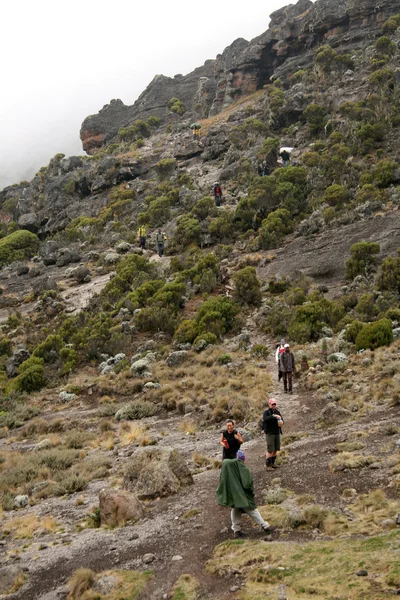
xmin=139 ymin=236 xmax=146 ymax=250
xmin=157 ymin=242 xmax=164 ymax=257
xmin=215 ymin=194 xmax=221 ymax=207
xmin=283 ymin=371 xmax=293 ymax=392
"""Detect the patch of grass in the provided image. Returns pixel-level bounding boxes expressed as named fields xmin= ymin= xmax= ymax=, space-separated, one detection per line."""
xmin=178 ymin=419 xmax=197 ymax=435
xmin=67 ymin=568 xmax=151 ymax=599
xmin=207 ymin=531 xmax=400 ymax=599
xmin=329 ymin=452 xmax=374 ymax=472
xmin=263 ymin=487 xmax=288 ymax=505
xmin=183 ymin=509 xmax=201 ymax=519
xmin=336 ymin=441 xmax=366 ymax=452
xmin=170 ymin=574 xmax=200 ymax=600
xmin=4 ymin=514 xmax=58 ymax=539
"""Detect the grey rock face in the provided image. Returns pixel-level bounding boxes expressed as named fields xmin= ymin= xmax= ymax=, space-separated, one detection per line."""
xmin=166 ymin=351 xmax=189 ymax=367
xmin=18 ymin=212 xmax=39 ymax=232
xmin=131 ymin=358 xmax=152 ymax=376
xmin=6 ymin=348 xmax=30 ymax=378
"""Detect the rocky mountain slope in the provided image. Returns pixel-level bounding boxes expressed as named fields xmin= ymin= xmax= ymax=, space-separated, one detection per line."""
xmin=1 ymin=0 xmax=400 ymax=598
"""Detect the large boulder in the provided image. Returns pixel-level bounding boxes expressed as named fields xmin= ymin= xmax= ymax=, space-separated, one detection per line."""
xmin=124 ymin=447 xmax=193 ymax=499
xmin=321 ymin=402 xmax=352 ymax=425
xmin=166 ymin=351 xmax=189 ymax=367
xmin=18 ymin=212 xmax=39 ymax=233
xmin=6 ymin=348 xmax=30 ymax=378
xmin=99 ymin=488 xmax=144 ymax=527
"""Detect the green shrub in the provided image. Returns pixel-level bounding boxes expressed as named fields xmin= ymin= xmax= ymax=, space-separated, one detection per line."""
xmin=191 ymin=196 xmax=216 ymax=220
xmin=345 ymin=320 xmax=364 ymax=343
xmin=355 ymin=318 xmax=393 ymax=350
xmin=356 ymin=123 xmax=386 ymax=152
xmin=382 ymin=14 xmax=400 ymax=34
xmin=64 ymin=180 xmax=75 ymax=195
xmin=377 ymin=251 xmax=400 ymax=294
xmin=217 ymin=354 xmax=232 ymax=365
xmin=193 ymin=332 xmax=218 ymax=346
xmin=208 ymin=210 xmax=237 ymax=244
xmin=155 ymin=158 xmax=176 ymax=179
xmin=174 ymin=215 xmax=202 ymax=249
xmin=258 ymin=208 xmax=293 ymax=249
xmin=0 ymin=230 xmax=39 ymax=267
xmin=0 ymin=337 xmax=12 ymax=356
xmin=290 ymin=69 xmax=306 ymax=83
xmin=372 ymin=159 xmax=398 ymax=188
xmin=322 ymin=184 xmax=347 ymax=206
xmin=115 ymin=400 xmax=157 ymax=420
xmin=346 ymin=241 xmax=380 ymax=279
xmin=33 ymin=335 xmax=64 ymax=362
xmin=251 ymin=344 xmax=270 ymax=358
xmin=355 ymin=293 xmax=378 ymax=320
xmin=103 ymin=254 xmax=157 ymax=303
xmin=268 ymin=277 xmax=290 ymax=294
xmin=196 ymin=296 xmax=240 ymax=338
xmin=8 ymin=357 xmax=46 ymax=393
xmin=304 ymin=103 xmax=328 ymax=134
xmin=120 ymin=279 xmax=164 ymax=312
xmin=369 ymin=68 xmax=394 ymax=89
xmin=229 ymin=118 xmax=269 ymax=149
xmin=168 ymin=97 xmax=185 ymax=115
xmin=136 ymin=306 xmax=177 ymax=334
xmin=233 ymin=267 xmax=261 ymax=306
xmin=375 ymin=36 xmax=396 ymax=55
xmin=174 ymin=319 xmax=199 ymax=344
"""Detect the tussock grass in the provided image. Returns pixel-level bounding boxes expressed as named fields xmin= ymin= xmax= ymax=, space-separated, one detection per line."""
xmin=67 ymin=568 xmax=151 ymax=600
xmin=207 ymin=530 xmax=400 ymax=599
xmin=336 ymin=441 xmax=366 ymax=452
xmin=4 ymin=514 xmax=58 ymax=539
xmin=263 ymin=487 xmax=288 ymax=505
xmin=329 ymin=452 xmax=374 ymax=472
xmin=169 ymin=574 xmax=200 ymax=600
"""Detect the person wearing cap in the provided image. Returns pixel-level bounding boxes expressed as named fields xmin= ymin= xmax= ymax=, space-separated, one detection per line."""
xmin=275 ymin=338 xmax=286 ymax=381
xmin=216 ymin=450 xmax=275 ymax=538
xmin=261 ymin=398 xmax=284 ymax=470
xmin=279 ymin=343 xmax=296 ymax=393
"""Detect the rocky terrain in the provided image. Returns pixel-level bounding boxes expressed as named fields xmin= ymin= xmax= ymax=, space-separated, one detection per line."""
xmin=1 ymin=0 xmax=400 ymax=598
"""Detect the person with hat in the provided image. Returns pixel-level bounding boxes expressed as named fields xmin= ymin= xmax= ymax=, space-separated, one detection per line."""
xmin=275 ymin=338 xmax=286 ymax=381
xmin=216 ymin=450 xmax=275 ymax=538
xmin=279 ymin=343 xmax=296 ymax=393
xmin=261 ymin=398 xmax=284 ymax=470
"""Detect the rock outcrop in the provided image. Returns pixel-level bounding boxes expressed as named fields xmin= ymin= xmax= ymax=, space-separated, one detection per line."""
xmin=79 ymin=0 xmax=396 ymax=153
xmin=99 ymin=488 xmax=144 ymax=527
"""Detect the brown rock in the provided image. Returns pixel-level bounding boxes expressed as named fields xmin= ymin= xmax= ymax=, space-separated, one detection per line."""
xmin=99 ymin=488 xmax=144 ymax=527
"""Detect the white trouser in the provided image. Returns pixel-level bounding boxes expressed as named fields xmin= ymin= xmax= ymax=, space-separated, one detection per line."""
xmin=230 ymin=508 xmax=270 ymax=532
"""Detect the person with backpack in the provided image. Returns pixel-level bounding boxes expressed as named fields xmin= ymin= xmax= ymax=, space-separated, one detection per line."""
xmin=261 ymin=398 xmax=283 ymax=470
xmin=275 ymin=338 xmax=286 ymax=381
xmin=137 ymin=225 xmax=147 ymax=250
xmin=219 ymin=419 xmax=243 ymax=460
xmin=279 ymin=343 xmax=295 ymax=393
xmin=280 ymin=149 xmax=291 ymax=167
xmin=155 ymin=229 xmax=167 ymax=257
xmin=212 ymin=182 xmax=223 ymax=207
xmin=216 ymin=450 xmax=275 ymax=538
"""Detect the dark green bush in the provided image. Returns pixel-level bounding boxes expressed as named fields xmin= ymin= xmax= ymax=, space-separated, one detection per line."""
xmin=8 ymin=357 xmax=46 ymax=393
xmin=217 ymin=354 xmax=232 ymax=365
xmin=196 ymin=296 xmax=240 ymax=338
xmin=355 ymin=293 xmax=379 ymax=320
xmin=103 ymin=254 xmax=157 ymax=303
xmin=136 ymin=306 xmax=177 ymax=334
xmin=138 ymin=196 xmax=171 ymax=226
xmin=268 ymin=277 xmax=290 ymax=295
xmin=345 ymin=320 xmax=364 ymax=343
xmin=382 ymin=14 xmax=400 ymax=34
xmin=346 ymin=241 xmax=380 ymax=279
xmin=304 ymin=104 xmax=328 ymax=135
xmin=208 ymin=210 xmax=237 ymax=244
xmin=168 ymin=98 xmax=185 ymax=115
xmin=0 ymin=337 xmax=12 ymax=356
xmin=33 ymin=335 xmax=64 ymax=362
xmin=322 ymin=184 xmax=348 ymax=207
xmin=355 ymin=318 xmax=393 ymax=350
xmin=356 ymin=123 xmax=386 ymax=152
xmin=174 ymin=215 xmax=202 ymax=249
xmin=193 ymin=332 xmax=218 ymax=346
xmin=377 ymin=251 xmax=400 ymax=294
xmin=371 ymin=159 xmax=398 ymax=188
xmin=155 ymin=158 xmax=176 ymax=179
xmin=191 ymin=196 xmax=216 ymax=220
xmin=258 ymin=209 xmax=293 ymax=249
xmin=0 ymin=230 xmax=39 ymax=267
xmin=375 ymin=36 xmax=396 ymax=56
xmin=233 ymin=267 xmax=261 ymax=306
xmin=174 ymin=319 xmax=199 ymax=344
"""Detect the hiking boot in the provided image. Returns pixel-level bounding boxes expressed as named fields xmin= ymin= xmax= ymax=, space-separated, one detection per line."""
xmin=266 ymin=464 xmax=275 ymax=471
xmin=262 ymin=525 xmax=278 ymax=534
xmin=234 ymin=531 xmax=245 ymax=538
xmin=271 ymin=463 xmax=279 ymax=469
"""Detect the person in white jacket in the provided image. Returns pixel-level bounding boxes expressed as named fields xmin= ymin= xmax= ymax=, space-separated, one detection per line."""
xmin=275 ymin=338 xmax=286 ymax=381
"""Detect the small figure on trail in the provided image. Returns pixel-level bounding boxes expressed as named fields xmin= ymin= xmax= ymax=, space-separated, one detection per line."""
xmin=279 ymin=343 xmax=295 ymax=394
xmin=275 ymin=338 xmax=286 ymax=382
xmin=220 ymin=419 xmax=243 ymax=460
xmin=190 ymin=123 xmax=201 ymax=141
xmin=279 ymin=149 xmax=291 ymax=167
xmin=155 ymin=228 xmax=167 ymax=257
xmin=212 ymin=182 xmax=223 ymax=207
xmin=216 ymin=450 xmax=276 ymax=538
xmin=138 ymin=225 xmax=147 ymax=250
xmin=261 ymin=398 xmax=283 ymax=471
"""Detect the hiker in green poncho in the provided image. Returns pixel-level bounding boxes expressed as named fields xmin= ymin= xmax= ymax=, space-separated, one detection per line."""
xmin=216 ymin=450 xmax=275 ymax=538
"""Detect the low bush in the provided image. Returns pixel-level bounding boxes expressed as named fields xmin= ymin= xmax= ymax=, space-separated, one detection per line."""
xmin=0 ymin=337 xmax=12 ymax=356
xmin=138 ymin=196 xmax=171 ymax=226
xmin=233 ymin=266 xmax=261 ymax=306
xmin=346 ymin=241 xmax=380 ymax=279
xmin=168 ymin=97 xmax=185 ymax=115
xmin=377 ymin=250 xmax=400 ymax=294
xmin=155 ymin=158 xmax=176 ymax=179
xmin=174 ymin=215 xmax=202 ymax=249
xmin=115 ymin=400 xmax=157 ymax=420
xmin=0 ymin=230 xmax=39 ymax=267
xmin=196 ymin=296 xmax=240 ymax=338
xmin=217 ymin=354 xmax=232 ymax=365
xmin=355 ymin=318 xmax=393 ymax=350
xmin=191 ymin=196 xmax=216 ymax=220
xmin=7 ymin=357 xmax=46 ymax=394
xmin=258 ymin=208 xmax=293 ymax=249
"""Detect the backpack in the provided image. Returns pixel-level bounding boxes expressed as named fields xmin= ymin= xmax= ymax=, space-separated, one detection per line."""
xmin=214 ymin=185 xmax=221 ymax=195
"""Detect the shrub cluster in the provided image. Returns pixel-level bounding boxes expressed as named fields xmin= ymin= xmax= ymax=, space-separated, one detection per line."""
xmin=0 ymin=230 xmax=39 ymax=268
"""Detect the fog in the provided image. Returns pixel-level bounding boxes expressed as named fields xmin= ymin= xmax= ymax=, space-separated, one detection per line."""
xmin=0 ymin=0 xmax=299 ymax=190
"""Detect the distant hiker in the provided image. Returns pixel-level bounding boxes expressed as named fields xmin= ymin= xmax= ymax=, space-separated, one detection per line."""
xmin=279 ymin=343 xmax=295 ymax=393
xmin=193 ymin=128 xmax=201 ymax=141
xmin=280 ymin=149 xmax=291 ymax=167
xmin=261 ymin=398 xmax=283 ymax=470
xmin=275 ymin=338 xmax=286 ymax=382
xmin=156 ymin=229 xmax=167 ymax=257
xmin=138 ymin=225 xmax=147 ymax=250
xmin=212 ymin=182 xmax=223 ymax=207
xmin=216 ymin=450 xmax=275 ymax=538
xmin=220 ymin=420 xmax=243 ymax=460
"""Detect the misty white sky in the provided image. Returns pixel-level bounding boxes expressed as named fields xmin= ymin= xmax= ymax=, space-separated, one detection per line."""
xmin=0 ymin=0 xmax=300 ymax=190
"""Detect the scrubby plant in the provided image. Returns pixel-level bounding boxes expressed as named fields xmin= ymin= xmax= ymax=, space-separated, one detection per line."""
xmin=355 ymin=318 xmax=393 ymax=350
xmin=229 ymin=118 xmax=269 ymax=149
xmin=375 ymin=35 xmax=396 ymax=56
xmin=371 ymin=159 xmax=398 ymax=188
xmin=345 ymin=241 xmax=380 ymax=279
xmin=208 ymin=210 xmax=237 ymax=244
xmin=102 ymin=254 xmax=157 ymax=303
xmin=174 ymin=319 xmax=199 ymax=344
xmin=217 ymin=354 xmax=232 ymax=365
xmin=345 ymin=319 xmax=364 ymax=343
xmin=322 ymin=184 xmax=348 ymax=207
xmin=0 ymin=337 xmax=12 ymax=356
xmin=233 ymin=266 xmax=261 ymax=306
xmin=168 ymin=97 xmax=185 ymax=115
xmin=115 ymin=400 xmax=157 ymax=420
xmin=0 ymin=230 xmax=39 ymax=267
xmin=7 ymin=357 xmax=46 ymax=393
xmin=191 ymin=196 xmax=217 ymax=220
xmin=196 ymin=296 xmax=240 ymax=338
xmin=377 ymin=250 xmax=400 ymax=294
xmin=382 ymin=13 xmax=400 ymax=34
xmin=138 ymin=195 xmax=171 ymax=226
xmin=304 ymin=103 xmax=328 ymax=135
xmin=33 ymin=335 xmax=64 ymax=362
xmin=257 ymin=208 xmax=293 ymax=249
xmin=174 ymin=215 xmax=202 ymax=249
xmin=356 ymin=123 xmax=386 ymax=152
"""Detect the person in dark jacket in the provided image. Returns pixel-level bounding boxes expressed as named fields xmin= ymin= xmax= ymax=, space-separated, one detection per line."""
xmin=216 ymin=450 xmax=274 ymax=537
xmin=212 ymin=182 xmax=223 ymax=207
xmin=219 ymin=419 xmax=243 ymax=460
xmin=279 ymin=343 xmax=295 ymax=393
xmin=261 ymin=398 xmax=283 ymax=470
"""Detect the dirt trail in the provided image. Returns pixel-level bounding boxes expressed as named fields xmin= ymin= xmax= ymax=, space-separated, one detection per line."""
xmin=7 ymin=352 xmax=395 ymax=600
